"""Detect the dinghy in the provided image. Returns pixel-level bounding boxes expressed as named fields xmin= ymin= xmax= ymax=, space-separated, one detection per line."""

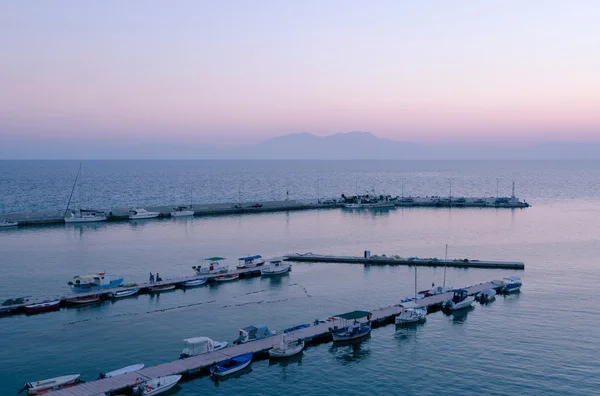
xmin=19 ymin=374 xmax=81 ymax=395
xmin=183 ymin=278 xmax=208 ymax=287
xmin=99 ymin=363 xmax=144 ymax=378
xmin=134 ymin=375 xmax=181 ymax=395
xmin=110 ymin=288 xmax=139 ymax=299
xmin=65 ymin=295 xmax=102 ymax=305
xmin=269 ymin=335 xmax=304 ymax=358
xmin=149 ymin=284 xmax=176 ymax=293
xmin=210 ymin=353 xmax=252 ymax=377
xmin=24 ymin=300 xmax=60 ymax=314
xmin=215 ymin=273 xmax=239 ymax=282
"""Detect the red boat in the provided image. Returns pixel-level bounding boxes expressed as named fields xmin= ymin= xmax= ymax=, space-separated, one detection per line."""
xmin=24 ymin=300 xmax=61 ymax=314
xmin=65 ymin=295 xmax=102 ymax=305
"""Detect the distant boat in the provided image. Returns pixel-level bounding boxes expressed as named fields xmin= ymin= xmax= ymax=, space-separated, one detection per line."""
xmin=236 ymin=255 xmax=265 ymax=269
xmin=19 ymin=374 xmax=81 ymax=395
xmin=110 ymin=288 xmax=139 ymax=299
xmin=65 ymin=295 xmax=102 ymax=305
xmin=63 ymin=164 xmax=107 ymax=223
xmin=180 ymin=337 xmax=228 ymax=359
xmin=99 ymin=363 xmax=144 ymax=379
xmin=68 ymin=272 xmax=124 ymax=293
xmin=171 ymin=206 xmax=194 ymax=217
xmin=215 ymin=273 xmax=239 ymax=282
xmin=182 ymin=278 xmax=207 ymax=287
xmin=269 ymin=335 xmax=304 ymax=358
xmin=149 ymin=284 xmax=176 ymax=293
xmin=210 ymin=353 xmax=253 ymax=377
xmin=24 ymin=300 xmax=60 ymax=314
xmin=0 ymin=219 xmax=18 ymax=227
xmin=134 ymin=375 xmax=181 ymax=396
xmin=129 ymin=208 xmax=160 ymax=219
xmin=193 ymin=257 xmax=229 ymax=275
xmin=260 ymin=260 xmax=291 ymax=276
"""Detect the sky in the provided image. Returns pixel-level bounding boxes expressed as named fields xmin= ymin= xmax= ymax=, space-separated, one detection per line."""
xmin=1 ymin=1 xmax=599 ymax=157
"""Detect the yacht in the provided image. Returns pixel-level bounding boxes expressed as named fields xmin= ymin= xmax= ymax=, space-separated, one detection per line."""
xmin=171 ymin=206 xmax=194 ymax=217
xmin=129 ymin=208 xmax=160 ymax=219
xmin=65 ymin=209 xmax=107 ymax=223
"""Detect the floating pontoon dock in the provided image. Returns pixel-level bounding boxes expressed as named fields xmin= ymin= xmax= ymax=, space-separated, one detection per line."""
xmin=50 ymin=280 xmax=500 ymax=396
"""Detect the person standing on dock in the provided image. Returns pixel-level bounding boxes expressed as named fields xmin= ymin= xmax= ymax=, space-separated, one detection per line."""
xmin=156 ymin=273 xmax=162 ymax=282
xmin=149 ymin=272 xmax=155 ymax=284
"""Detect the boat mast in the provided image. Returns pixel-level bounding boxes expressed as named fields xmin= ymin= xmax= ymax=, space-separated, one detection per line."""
xmin=443 ymin=244 xmax=448 ymax=288
xmin=414 ymin=265 xmax=417 ymax=301
xmin=64 ymin=163 xmax=82 ymax=218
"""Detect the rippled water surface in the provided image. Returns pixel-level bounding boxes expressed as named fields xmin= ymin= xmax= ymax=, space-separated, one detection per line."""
xmin=1 ymin=160 xmax=600 ymax=395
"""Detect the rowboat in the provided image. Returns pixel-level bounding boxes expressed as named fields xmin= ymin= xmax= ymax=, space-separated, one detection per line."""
xmin=19 ymin=374 xmax=81 ymax=395
xmin=210 ymin=353 xmax=253 ymax=377
xmin=24 ymin=300 xmax=60 ymax=314
xmin=260 ymin=260 xmax=291 ymax=276
xmin=99 ymin=363 xmax=144 ymax=379
xmin=269 ymin=335 xmax=304 ymax=358
xmin=65 ymin=295 xmax=102 ymax=305
xmin=134 ymin=375 xmax=181 ymax=395
xmin=182 ymin=278 xmax=208 ymax=287
xmin=215 ymin=273 xmax=239 ymax=282
xmin=110 ymin=288 xmax=139 ymax=299
xmin=149 ymin=284 xmax=176 ymax=293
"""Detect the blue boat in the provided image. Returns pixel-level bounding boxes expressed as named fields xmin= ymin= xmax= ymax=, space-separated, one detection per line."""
xmin=68 ymin=273 xmax=124 ymax=293
xmin=284 ymin=324 xmax=310 ymax=333
xmin=500 ymin=276 xmax=522 ymax=293
xmin=210 ymin=353 xmax=252 ymax=377
xmin=331 ymin=310 xmax=372 ymax=341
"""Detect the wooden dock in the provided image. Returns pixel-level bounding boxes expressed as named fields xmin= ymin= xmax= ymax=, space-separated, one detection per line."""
xmin=50 ymin=281 xmax=498 ymax=396
xmin=284 ymin=253 xmax=525 ymax=269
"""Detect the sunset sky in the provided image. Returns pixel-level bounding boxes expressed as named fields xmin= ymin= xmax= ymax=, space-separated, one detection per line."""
xmin=1 ymin=0 xmax=599 ymax=155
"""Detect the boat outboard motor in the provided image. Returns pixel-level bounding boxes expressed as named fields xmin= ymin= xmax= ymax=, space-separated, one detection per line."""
xmin=98 ymin=372 xmax=106 ymax=379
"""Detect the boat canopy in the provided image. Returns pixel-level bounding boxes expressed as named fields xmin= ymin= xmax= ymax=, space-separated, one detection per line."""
xmin=183 ymin=336 xmax=214 ymax=345
xmin=239 ymin=255 xmax=262 ymax=261
xmin=205 ymin=257 xmax=226 ymax=261
xmin=240 ymin=324 xmax=274 ymax=338
xmin=503 ymin=276 xmax=521 ymax=281
xmin=74 ymin=273 xmax=104 ymax=279
xmin=334 ymin=310 xmax=372 ymax=320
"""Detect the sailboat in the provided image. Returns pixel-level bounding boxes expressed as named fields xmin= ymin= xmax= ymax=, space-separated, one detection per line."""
xmin=396 ymin=266 xmax=427 ymax=325
xmin=171 ymin=188 xmax=194 ymax=217
xmin=64 ymin=164 xmax=107 ymax=223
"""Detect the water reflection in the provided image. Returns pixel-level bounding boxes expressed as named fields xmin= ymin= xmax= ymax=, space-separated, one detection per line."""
xmin=269 ymin=352 xmax=303 ymax=368
xmin=330 ymin=337 xmax=371 ymax=365
xmin=448 ymin=306 xmax=475 ymax=324
xmin=211 ymin=366 xmax=253 ymax=386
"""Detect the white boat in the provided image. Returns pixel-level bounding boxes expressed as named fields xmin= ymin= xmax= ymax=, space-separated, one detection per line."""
xmin=192 ymin=257 xmax=229 ymax=275
xmin=344 ymin=201 xmax=395 ymax=209
xmin=442 ymin=289 xmax=475 ymax=311
xmin=395 ymin=306 xmax=427 ymax=325
xmin=20 ymin=374 xmax=81 ymax=395
xmin=260 ymin=260 xmax=291 ymax=276
xmin=475 ymin=288 xmax=497 ymax=302
xmin=63 ymin=164 xmax=107 ymax=223
xmin=269 ymin=334 xmax=304 ymax=358
xmin=171 ymin=206 xmax=194 ymax=217
xmin=234 ymin=324 xmax=277 ymax=344
xmin=99 ymin=363 xmax=144 ymax=379
xmin=134 ymin=375 xmax=181 ymax=396
xmin=110 ymin=288 xmax=139 ymax=298
xmin=236 ymin=255 xmax=266 ymax=269
xmin=180 ymin=337 xmax=229 ymax=358
xmin=182 ymin=278 xmax=207 ymax=287
xmin=129 ymin=208 xmax=160 ymax=219
xmin=331 ymin=310 xmax=372 ymax=341
xmin=0 ymin=219 xmax=18 ymax=227
xmin=68 ymin=272 xmax=124 ymax=292
xmin=498 ymin=276 xmax=522 ymax=293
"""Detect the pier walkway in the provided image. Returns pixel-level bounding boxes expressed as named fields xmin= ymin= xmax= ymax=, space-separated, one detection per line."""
xmin=51 ymin=281 xmax=497 ymax=396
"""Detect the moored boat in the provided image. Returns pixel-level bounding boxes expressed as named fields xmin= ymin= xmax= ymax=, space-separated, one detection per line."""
xmin=170 ymin=206 xmax=194 ymax=217
xmin=210 ymin=353 xmax=253 ymax=378
xmin=65 ymin=295 xmax=102 ymax=305
xmin=24 ymin=300 xmax=60 ymax=314
xmin=234 ymin=324 xmax=277 ymax=344
xmin=134 ymin=375 xmax=181 ymax=395
xmin=442 ymin=289 xmax=475 ymax=311
xmin=149 ymin=284 xmax=176 ymax=293
xmin=475 ymin=288 xmax=497 ymax=302
xmin=0 ymin=219 xmax=18 ymax=227
xmin=284 ymin=324 xmax=310 ymax=333
xmin=395 ymin=305 xmax=427 ymax=325
xmin=269 ymin=335 xmax=304 ymax=358
xmin=64 ymin=209 xmax=107 ymax=223
xmin=182 ymin=278 xmax=208 ymax=287
xmin=180 ymin=337 xmax=229 ymax=359
xmin=260 ymin=260 xmax=291 ymax=276
xmin=331 ymin=310 xmax=372 ymax=341
xmin=99 ymin=363 xmax=144 ymax=379
xmin=499 ymin=276 xmax=522 ymax=293
xmin=236 ymin=255 xmax=265 ymax=269
xmin=68 ymin=272 xmax=124 ymax=293
xmin=129 ymin=208 xmax=160 ymax=220
xmin=192 ymin=257 xmax=229 ymax=275
xmin=215 ymin=273 xmax=239 ymax=282
xmin=110 ymin=287 xmax=139 ymax=299
xmin=19 ymin=374 xmax=81 ymax=395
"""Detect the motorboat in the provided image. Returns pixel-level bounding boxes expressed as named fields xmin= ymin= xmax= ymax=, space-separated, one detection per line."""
xmin=24 ymin=300 xmax=60 ymax=314
xmin=395 ymin=305 xmax=427 ymax=325
xmin=331 ymin=310 xmax=372 ymax=341
xmin=180 ymin=337 xmax=229 ymax=359
xmin=0 ymin=219 xmax=18 ymax=227
xmin=210 ymin=353 xmax=253 ymax=378
xmin=215 ymin=273 xmax=239 ymax=282
xmin=19 ymin=374 xmax=81 ymax=395
xmin=110 ymin=288 xmax=139 ymax=299
xmin=284 ymin=324 xmax=310 ymax=333
xmin=64 ymin=209 xmax=107 ymax=223
xmin=342 ymin=193 xmax=397 ymax=209
xmin=499 ymin=276 xmax=522 ymax=293
xmin=129 ymin=208 xmax=160 ymax=219
xmin=234 ymin=324 xmax=277 ymax=344
xmin=149 ymin=284 xmax=176 ymax=293
xmin=65 ymin=295 xmax=102 ymax=305
xmin=442 ymin=289 xmax=475 ymax=311
xmin=68 ymin=272 xmax=124 ymax=292
xmin=236 ymin=255 xmax=265 ymax=269
xmin=475 ymin=288 xmax=497 ymax=302
xmin=193 ymin=257 xmax=229 ymax=275
xmin=269 ymin=335 xmax=304 ymax=358
xmin=99 ymin=363 xmax=144 ymax=379
xmin=182 ymin=278 xmax=208 ymax=287
xmin=425 ymin=285 xmax=453 ymax=296
xmin=134 ymin=375 xmax=181 ymax=396
xmin=260 ymin=260 xmax=291 ymax=276
xmin=171 ymin=206 xmax=194 ymax=217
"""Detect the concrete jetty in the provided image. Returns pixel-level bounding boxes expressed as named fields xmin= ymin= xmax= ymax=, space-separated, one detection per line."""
xmin=50 ymin=280 xmax=501 ymax=396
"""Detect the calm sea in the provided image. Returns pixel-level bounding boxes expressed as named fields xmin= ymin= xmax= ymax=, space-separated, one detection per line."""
xmin=1 ymin=160 xmax=600 ymax=395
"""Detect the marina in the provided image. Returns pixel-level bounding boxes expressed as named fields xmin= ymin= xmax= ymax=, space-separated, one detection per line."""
xmin=49 ymin=280 xmax=504 ymax=396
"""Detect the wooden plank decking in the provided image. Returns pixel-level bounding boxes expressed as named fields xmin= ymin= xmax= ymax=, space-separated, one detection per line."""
xmin=50 ymin=281 xmax=497 ymax=396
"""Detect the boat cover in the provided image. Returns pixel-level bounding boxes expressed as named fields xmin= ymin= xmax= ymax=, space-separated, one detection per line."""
xmin=205 ymin=257 xmax=226 ymax=261
xmin=239 ymin=255 xmax=262 ymax=261
xmin=334 ymin=310 xmax=372 ymax=320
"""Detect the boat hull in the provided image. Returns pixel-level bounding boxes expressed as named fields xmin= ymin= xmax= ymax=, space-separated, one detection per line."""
xmin=24 ymin=300 xmax=61 ymax=314
xmin=332 ymin=324 xmax=371 ymax=342
xmin=0 ymin=221 xmax=18 ymax=227
xmin=64 ymin=215 xmax=107 ymax=223
xmin=447 ymin=297 xmax=475 ymax=311
xmin=215 ymin=274 xmax=239 ymax=282
xmin=149 ymin=285 xmax=176 ymax=293
xmin=25 ymin=374 xmax=80 ymax=395
xmin=66 ymin=296 xmax=102 ymax=305
xmin=103 ymin=363 xmax=144 ymax=378
xmin=210 ymin=353 xmax=253 ymax=377
xmin=183 ymin=278 xmax=208 ymax=287
xmin=129 ymin=214 xmax=160 ymax=219
xmin=171 ymin=210 xmax=194 ymax=217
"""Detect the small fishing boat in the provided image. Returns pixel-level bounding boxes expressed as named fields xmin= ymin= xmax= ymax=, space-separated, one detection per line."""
xmin=64 ymin=209 xmax=107 ymax=223
xmin=65 ymin=295 xmax=102 ymax=305
xmin=171 ymin=205 xmax=194 ymax=217
xmin=24 ymin=300 xmax=60 ymax=314
xmin=182 ymin=278 xmax=208 ymax=287
xmin=68 ymin=272 xmax=124 ymax=293
xmin=99 ymin=363 xmax=144 ymax=379
xmin=269 ymin=335 xmax=304 ymax=358
xmin=260 ymin=260 xmax=291 ymax=276
xmin=475 ymin=288 xmax=497 ymax=302
xmin=499 ymin=276 xmax=522 ymax=293
xmin=284 ymin=324 xmax=310 ymax=333
xmin=215 ymin=273 xmax=239 ymax=282
xmin=193 ymin=257 xmax=229 ymax=275
xmin=395 ymin=305 xmax=427 ymax=325
xmin=331 ymin=310 xmax=372 ymax=342
xmin=19 ymin=374 xmax=81 ymax=395
xmin=149 ymin=284 xmax=176 ymax=293
xmin=234 ymin=324 xmax=277 ymax=344
xmin=442 ymin=289 xmax=475 ymax=311
xmin=236 ymin=255 xmax=265 ymax=269
xmin=110 ymin=288 xmax=139 ymax=299
xmin=0 ymin=219 xmax=18 ymax=227
xmin=210 ymin=353 xmax=253 ymax=377
xmin=180 ymin=337 xmax=229 ymax=358
xmin=134 ymin=375 xmax=181 ymax=396
xmin=129 ymin=208 xmax=160 ymax=220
